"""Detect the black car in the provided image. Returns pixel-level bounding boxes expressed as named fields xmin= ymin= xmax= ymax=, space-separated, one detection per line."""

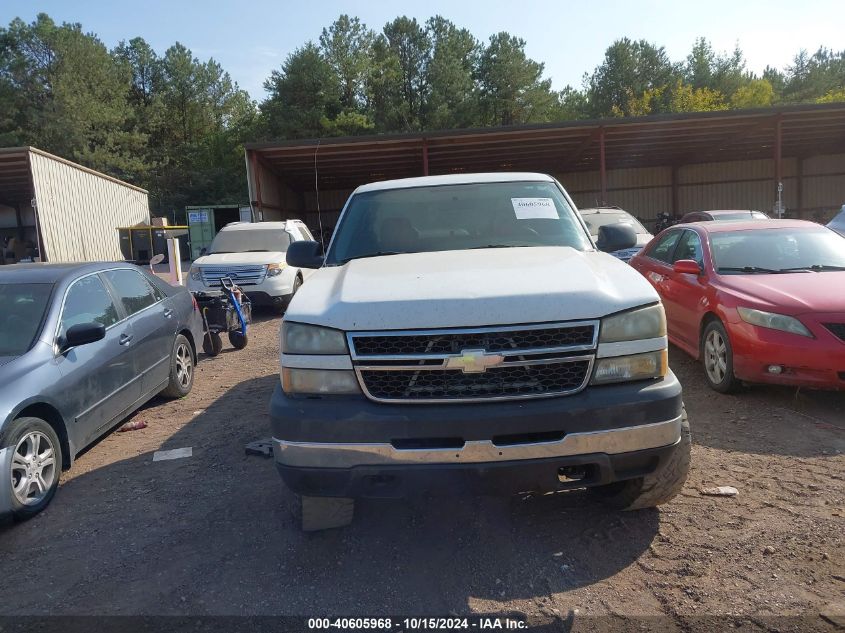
xmin=0 ymin=263 xmax=204 ymax=522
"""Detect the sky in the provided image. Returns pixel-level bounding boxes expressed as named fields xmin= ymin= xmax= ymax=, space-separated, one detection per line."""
xmin=2 ymin=0 xmax=844 ymax=101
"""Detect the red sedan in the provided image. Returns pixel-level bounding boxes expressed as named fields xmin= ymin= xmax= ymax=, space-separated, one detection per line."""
xmin=629 ymin=220 xmax=845 ymax=392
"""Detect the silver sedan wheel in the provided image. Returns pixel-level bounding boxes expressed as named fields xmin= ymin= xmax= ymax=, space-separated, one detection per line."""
xmin=11 ymin=431 xmax=57 ymax=506
xmin=175 ymin=342 xmax=193 ymax=389
xmin=704 ymin=329 xmax=728 ymax=385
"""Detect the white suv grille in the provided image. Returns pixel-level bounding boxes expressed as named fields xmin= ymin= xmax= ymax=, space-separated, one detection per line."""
xmin=201 ymin=265 xmax=267 ymax=287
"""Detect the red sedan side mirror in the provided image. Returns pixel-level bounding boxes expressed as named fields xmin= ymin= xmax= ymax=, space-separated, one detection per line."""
xmin=673 ymin=259 xmax=702 ymax=275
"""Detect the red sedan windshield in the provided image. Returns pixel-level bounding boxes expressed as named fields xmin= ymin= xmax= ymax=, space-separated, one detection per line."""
xmin=711 ymin=227 xmax=845 ymax=274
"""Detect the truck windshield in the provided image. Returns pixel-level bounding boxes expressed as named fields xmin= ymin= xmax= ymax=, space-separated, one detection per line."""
xmin=209 ymin=229 xmax=292 ymax=254
xmin=0 ymin=283 xmax=53 ymax=357
xmin=327 ymin=181 xmax=591 ymax=265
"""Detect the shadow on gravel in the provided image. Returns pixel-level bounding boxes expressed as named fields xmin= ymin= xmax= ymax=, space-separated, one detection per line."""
xmin=0 ymin=374 xmax=659 ymax=616
xmin=668 ymin=347 xmax=845 ymax=458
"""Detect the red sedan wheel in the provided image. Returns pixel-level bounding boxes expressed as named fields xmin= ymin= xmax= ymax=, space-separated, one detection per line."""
xmin=702 ymin=321 xmax=741 ymax=393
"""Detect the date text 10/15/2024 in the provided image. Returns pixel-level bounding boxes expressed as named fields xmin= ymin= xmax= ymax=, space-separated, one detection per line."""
xmin=307 ymin=617 xmax=528 ymax=630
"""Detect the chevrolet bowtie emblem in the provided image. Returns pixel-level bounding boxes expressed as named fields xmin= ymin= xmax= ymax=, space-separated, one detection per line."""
xmin=444 ymin=349 xmax=504 ymax=374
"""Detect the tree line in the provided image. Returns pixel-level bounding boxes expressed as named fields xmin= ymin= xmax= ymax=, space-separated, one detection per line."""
xmin=1 ymin=13 xmax=843 ymax=219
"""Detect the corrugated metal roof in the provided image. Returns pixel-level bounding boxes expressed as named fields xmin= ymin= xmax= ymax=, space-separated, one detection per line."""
xmin=0 ymin=146 xmax=148 ymax=205
xmin=246 ymin=103 xmax=845 ymax=192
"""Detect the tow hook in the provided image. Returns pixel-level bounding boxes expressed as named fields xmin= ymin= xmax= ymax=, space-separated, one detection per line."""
xmin=558 ymin=466 xmax=589 ymax=483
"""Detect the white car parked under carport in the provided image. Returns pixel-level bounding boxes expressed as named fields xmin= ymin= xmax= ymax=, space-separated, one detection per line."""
xmin=188 ymin=220 xmax=317 ymax=313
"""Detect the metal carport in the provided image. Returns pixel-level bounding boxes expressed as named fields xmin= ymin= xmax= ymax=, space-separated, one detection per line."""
xmin=244 ymin=102 xmax=845 ymax=230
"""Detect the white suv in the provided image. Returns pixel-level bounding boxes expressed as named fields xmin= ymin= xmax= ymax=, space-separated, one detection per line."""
xmin=188 ymin=220 xmax=316 ymax=313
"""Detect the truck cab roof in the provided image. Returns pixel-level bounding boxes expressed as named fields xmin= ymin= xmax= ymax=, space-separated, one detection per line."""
xmin=353 ymin=172 xmax=555 ymax=194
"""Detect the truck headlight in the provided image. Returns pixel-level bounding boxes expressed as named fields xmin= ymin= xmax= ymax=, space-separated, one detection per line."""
xmin=189 ymin=266 xmax=202 ymax=281
xmin=737 ymin=307 xmax=812 ymax=338
xmin=282 ymin=322 xmax=347 ymax=354
xmin=600 ymin=304 xmax=666 ymax=343
xmin=267 ymin=262 xmax=286 ymax=277
xmin=591 ymin=350 xmax=668 ymax=385
xmin=281 ymin=368 xmax=360 ymax=395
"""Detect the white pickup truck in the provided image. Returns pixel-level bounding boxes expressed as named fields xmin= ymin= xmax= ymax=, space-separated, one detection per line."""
xmin=272 ymin=173 xmax=691 ymax=531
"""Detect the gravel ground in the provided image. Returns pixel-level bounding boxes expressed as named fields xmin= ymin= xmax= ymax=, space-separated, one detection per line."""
xmin=0 ymin=312 xmax=842 ymax=630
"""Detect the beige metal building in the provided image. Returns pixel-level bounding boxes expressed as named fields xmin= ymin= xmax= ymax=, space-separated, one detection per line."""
xmin=0 ymin=147 xmax=150 ymax=263
xmin=244 ymin=103 xmax=845 ymax=232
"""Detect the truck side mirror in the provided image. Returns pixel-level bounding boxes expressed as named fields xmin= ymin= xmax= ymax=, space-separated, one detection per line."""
xmin=596 ymin=223 xmax=638 ymax=253
xmin=287 ymin=241 xmax=324 ymax=269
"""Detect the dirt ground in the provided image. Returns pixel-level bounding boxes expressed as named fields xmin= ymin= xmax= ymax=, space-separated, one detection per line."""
xmin=0 ymin=311 xmax=842 ymax=630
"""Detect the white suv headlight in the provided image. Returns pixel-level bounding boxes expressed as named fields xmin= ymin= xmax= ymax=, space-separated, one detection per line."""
xmin=737 ymin=307 xmax=812 ymax=338
xmin=282 ymin=322 xmax=348 ymax=354
xmin=600 ymin=304 xmax=666 ymax=343
xmin=189 ymin=266 xmax=202 ymax=281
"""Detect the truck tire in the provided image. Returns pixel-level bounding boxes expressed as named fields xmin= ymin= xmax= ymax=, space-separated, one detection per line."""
xmin=293 ymin=494 xmax=355 ymax=532
xmin=590 ymin=407 xmax=691 ymax=510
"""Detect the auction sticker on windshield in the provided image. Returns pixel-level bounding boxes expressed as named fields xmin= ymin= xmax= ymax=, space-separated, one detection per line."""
xmin=511 ymin=197 xmax=559 ymax=219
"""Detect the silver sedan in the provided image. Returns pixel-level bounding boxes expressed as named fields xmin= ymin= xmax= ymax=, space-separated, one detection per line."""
xmin=0 ymin=262 xmax=203 ymax=522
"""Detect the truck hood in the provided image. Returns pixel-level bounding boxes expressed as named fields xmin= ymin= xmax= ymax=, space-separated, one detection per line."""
xmin=288 ymin=247 xmax=659 ymax=331
xmin=0 ymin=355 xmax=16 ymax=369
xmin=193 ymin=252 xmax=284 ymax=266
xmin=717 ymin=271 xmax=845 ymax=315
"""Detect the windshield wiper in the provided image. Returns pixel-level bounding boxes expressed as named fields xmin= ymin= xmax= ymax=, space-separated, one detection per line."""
xmin=245 ymin=249 xmax=270 ymax=252
xmin=339 ymin=251 xmax=404 ymax=264
xmin=468 ymin=244 xmax=527 ymax=250
xmin=717 ymin=266 xmax=786 ymax=274
xmin=778 ymin=264 xmax=845 ymax=272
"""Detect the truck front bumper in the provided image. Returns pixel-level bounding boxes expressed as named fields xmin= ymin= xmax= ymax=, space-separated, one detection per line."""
xmin=270 ymin=372 xmax=684 ymax=498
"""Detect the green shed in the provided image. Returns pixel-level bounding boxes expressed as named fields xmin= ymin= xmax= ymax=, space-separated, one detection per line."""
xmin=185 ymin=204 xmax=252 ymax=259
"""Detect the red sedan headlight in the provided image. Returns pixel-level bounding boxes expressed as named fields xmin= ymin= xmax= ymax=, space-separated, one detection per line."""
xmin=737 ymin=307 xmax=813 ymax=338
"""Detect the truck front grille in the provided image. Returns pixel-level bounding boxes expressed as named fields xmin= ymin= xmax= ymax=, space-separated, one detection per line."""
xmin=348 ymin=322 xmax=598 ymax=403
xmin=201 ymin=265 xmax=267 ymax=287
xmin=351 ymin=324 xmax=595 ymax=356
xmin=360 ymin=360 xmax=592 ymax=401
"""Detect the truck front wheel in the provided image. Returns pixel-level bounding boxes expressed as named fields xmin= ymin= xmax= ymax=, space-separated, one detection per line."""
xmin=590 ymin=407 xmax=691 ymax=510
xmin=293 ymin=494 xmax=355 ymax=532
